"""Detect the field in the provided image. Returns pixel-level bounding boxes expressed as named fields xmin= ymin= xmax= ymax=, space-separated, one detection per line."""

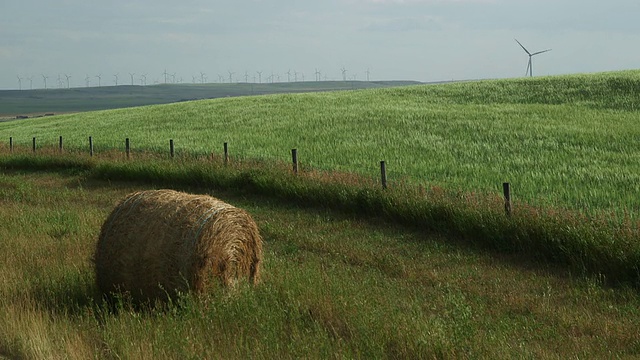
xmin=1 ymin=70 xmax=640 ymax=358
xmin=1 ymin=170 xmax=639 ymax=359
xmin=0 ymin=80 xmax=422 ymax=118
xmin=0 ymin=71 xmax=638 ymax=217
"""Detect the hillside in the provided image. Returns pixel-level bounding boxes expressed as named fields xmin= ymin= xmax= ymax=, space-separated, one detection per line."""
xmin=0 ymin=80 xmax=423 ymax=118
xmin=0 ymin=70 xmax=638 ymax=216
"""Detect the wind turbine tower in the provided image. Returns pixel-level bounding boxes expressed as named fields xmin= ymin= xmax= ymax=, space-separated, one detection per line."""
xmin=341 ymin=68 xmax=347 ymax=81
xmin=257 ymin=71 xmax=262 ymax=84
xmin=286 ymin=69 xmax=292 ymax=83
xmin=129 ymin=73 xmax=135 ymax=85
xmin=41 ymin=74 xmax=49 ymax=89
xmin=200 ymin=72 xmax=206 ymax=84
xmin=96 ymin=74 xmax=102 ymax=87
xmin=163 ymin=69 xmax=169 ymax=84
xmin=16 ymin=76 xmax=23 ymax=90
xmin=64 ymin=74 xmax=71 ymax=89
xmin=366 ymin=68 xmax=371 ymax=82
xmin=85 ymin=74 xmax=91 ymax=87
xmin=515 ymin=39 xmax=551 ymax=77
xmin=228 ymin=71 xmax=235 ymax=83
xmin=27 ymin=76 xmax=33 ymax=90
xmin=315 ymin=68 xmax=321 ymax=82
xmin=114 ymin=73 xmax=119 ymax=86
xmin=141 ymin=74 xmax=147 ymax=86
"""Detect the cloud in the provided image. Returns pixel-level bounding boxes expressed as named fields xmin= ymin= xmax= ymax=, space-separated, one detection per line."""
xmin=354 ymin=0 xmax=497 ymax=3
xmin=364 ymin=16 xmax=447 ymax=32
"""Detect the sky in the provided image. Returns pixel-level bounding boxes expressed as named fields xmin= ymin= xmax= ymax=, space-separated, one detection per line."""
xmin=1 ymin=0 xmax=639 ymax=90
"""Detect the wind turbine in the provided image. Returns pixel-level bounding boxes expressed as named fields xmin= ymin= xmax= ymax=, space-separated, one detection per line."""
xmin=41 ymin=74 xmax=49 ymax=89
xmin=366 ymin=68 xmax=371 ymax=82
xmin=16 ymin=75 xmax=23 ymax=90
xmin=515 ymin=39 xmax=551 ymax=77
xmin=294 ymin=71 xmax=298 ymax=82
xmin=315 ymin=68 xmax=321 ymax=82
xmin=171 ymin=73 xmax=176 ymax=84
xmin=64 ymin=74 xmax=71 ymax=89
xmin=341 ymin=67 xmax=347 ymax=81
xmin=257 ymin=71 xmax=262 ymax=84
xmin=140 ymin=74 xmax=147 ymax=86
xmin=95 ymin=74 xmax=102 ymax=87
xmin=85 ymin=74 xmax=91 ymax=87
xmin=129 ymin=72 xmax=135 ymax=85
xmin=228 ymin=71 xmax=235 ymax=83
xmin=286 ymin=69 xmax=292 ymax=82
xmin=200 ymin=72 xmax=206 ymax=84
xmin=27 ymin=76 xmax=33 ymax=90
xmin=113 ymin=73 xmax=119 ymax=86
xmin=244 ymin=71 xmax=249 ymax=83
xmin=163 ymin=69 xmax=169 ymax=84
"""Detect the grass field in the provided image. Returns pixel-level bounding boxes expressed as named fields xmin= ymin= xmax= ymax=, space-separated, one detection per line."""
xmin=2 ymin=70 xmax=640 ymax=358
xmin=0 ymin=71 xmax=638 ymax=217
xmin=1 ymin=170 xmax=639 ymax=359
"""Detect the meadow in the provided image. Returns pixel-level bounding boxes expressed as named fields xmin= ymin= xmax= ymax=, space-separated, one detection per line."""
xmin=1 ymin=169 xmax=639 ymax=359
xmin=1 ymin=70 xmax=640 ymax=358
xmin=0 ymin=71 xmax=638 ymax=218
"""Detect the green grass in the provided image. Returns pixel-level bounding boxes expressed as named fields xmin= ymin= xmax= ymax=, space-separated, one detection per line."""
xmin=2 ymin=170 xmax=640 ymax=359
xmin=0 ymin=71 xmax=638 ymax=218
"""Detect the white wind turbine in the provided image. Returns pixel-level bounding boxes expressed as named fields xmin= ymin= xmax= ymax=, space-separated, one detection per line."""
xmin=515 ymin=39 xmax=551 ymax=77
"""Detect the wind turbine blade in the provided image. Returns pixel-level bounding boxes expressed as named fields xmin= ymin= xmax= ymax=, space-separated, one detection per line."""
xmin=514 ymin=38 xmax=531 ymax=55
xmin=531 ymin=49 xmax=552 ymax=56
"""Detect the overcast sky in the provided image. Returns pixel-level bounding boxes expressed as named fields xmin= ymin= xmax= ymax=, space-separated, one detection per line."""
xmin=1 ymin=0 xmax=638 ymax=90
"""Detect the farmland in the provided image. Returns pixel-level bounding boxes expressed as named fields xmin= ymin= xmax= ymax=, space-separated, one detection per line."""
xmin=1 ymin=70 xmax=639 ymax=217
xmin=0 ymin=80 xmax=422 ymax=118
xmin=1 ymin=70 xmax=640 ymax=358
xmin=1 ymin=170 xmax=639 ymax=358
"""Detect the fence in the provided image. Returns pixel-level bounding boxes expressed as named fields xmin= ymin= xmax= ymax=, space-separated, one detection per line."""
xmin=4 ymin=135 xmax=515 ymax=216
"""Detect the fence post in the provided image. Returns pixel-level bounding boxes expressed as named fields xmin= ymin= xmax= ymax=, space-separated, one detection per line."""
xmin=380 ymin=161 xmax=387 ymax=189
xmin=224 ymin=142 xmax=229 ymax=164
xmin=125 ymin=138 xmax=130 ymax=159
xmin=9 ymin=137 xmax=13 ymax=153
xmin=32 ymin=137 xmax=36 ymax=153
xmin=291 ymin=148 xmax=298 ymax=174
xmin=59 ymin=136 xmax=63 ymax=152
xmin=503 ymin=182 xmax=512 ymax=216
xmin=169 ymin=139 xmax=174 ymax=158
xmin=89 ymin=136 xmax=94 ymax=157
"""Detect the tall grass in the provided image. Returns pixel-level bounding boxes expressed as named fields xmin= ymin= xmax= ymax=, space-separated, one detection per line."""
xmin=2 ymin=168 xmax=640 ymax=358
xmin=2 ymin=151 xmax=639 ymax=287
xmin=1 ymin=71 xmax=639 ymax=217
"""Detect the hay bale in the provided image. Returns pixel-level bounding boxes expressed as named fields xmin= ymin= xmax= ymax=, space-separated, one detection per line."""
xmin=94 ymin=189 xmax=263 ymax=304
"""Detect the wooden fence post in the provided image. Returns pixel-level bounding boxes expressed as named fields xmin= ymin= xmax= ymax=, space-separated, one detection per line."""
xmin=32 ymin=137 xmax=36 ymax=153
xmin=59 ymin=136 xmax=63 ymax=152
xmin=503 ymin=182 xmax=512 ymax=216
xmin=292 ymin=148 xmax=298 ymax=174
xmin=89 ymin=136 xmax=93 ymax=157
xmin=125 ymin=138 xmax=130 ymax=159
xmin=380 ymin=161 xmax=387 ymax=189
xmin=9 ymin=137 xmax=13 ymax=153
xmin=170 ymin=139 xmax=174 ymax=158
xmin=224 ymin=142 xmax=229 ymax=164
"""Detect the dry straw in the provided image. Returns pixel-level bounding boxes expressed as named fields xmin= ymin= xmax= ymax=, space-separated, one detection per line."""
xmin=94 ymin=189 xmax=263 ymax=304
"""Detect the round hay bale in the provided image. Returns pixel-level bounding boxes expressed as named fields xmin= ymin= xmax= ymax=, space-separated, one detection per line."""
xmin=94 ymin=189 xmax=263 ymax=304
